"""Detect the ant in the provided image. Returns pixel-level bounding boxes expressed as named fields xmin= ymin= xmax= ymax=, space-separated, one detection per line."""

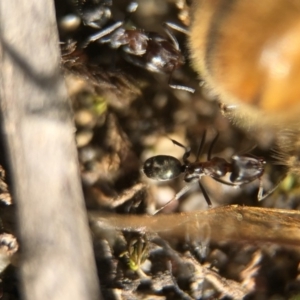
xmin=82 ymin=5 xmax=195 ymax=93
xmin=143 ymin=131 xmax=268 ymax=212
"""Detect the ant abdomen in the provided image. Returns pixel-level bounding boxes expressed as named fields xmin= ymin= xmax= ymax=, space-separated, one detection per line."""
xmin=143 ymin=155 xmax=183 ymax=181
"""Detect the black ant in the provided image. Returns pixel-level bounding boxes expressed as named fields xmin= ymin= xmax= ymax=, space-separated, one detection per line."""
xmin=143 ymin=131 xmax=268 ymax=211
xmin=82 ymin=6 xmax=195 ymax=93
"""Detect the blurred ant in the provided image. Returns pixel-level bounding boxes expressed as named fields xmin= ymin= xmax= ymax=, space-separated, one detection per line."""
xmin=143 ymin=131 xmax=269 ymax=212
xmin=82 ymin=7 xmax=195 ymax=93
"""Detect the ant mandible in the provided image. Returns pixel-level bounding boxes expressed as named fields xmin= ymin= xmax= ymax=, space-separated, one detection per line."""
xmin=143 ymin=131 xmax=267 ymax=211
xmin=82 ymin=8 xmax=195 ymax=93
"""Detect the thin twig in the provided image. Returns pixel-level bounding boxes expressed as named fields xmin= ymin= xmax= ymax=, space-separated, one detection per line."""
xmin=89 ymin=205 xmax=300 ymax=246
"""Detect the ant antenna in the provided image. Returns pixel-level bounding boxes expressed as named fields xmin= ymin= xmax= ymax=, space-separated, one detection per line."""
xmin=195 ymin=130 xmax=207 ymax=161
xmin=169 ymin=138 xmax=191 ymax=164
xmin=199 ymin=181 xmax=212 ymax=207
xmin=207 ymin=132 xmax=219 ymax=161
xmin=153 ymin=183 xmax=194 ymax=215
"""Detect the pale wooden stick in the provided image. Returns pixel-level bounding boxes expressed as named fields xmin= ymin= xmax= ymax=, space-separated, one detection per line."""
xmin=90 ymin=205 xmax=300 ymax=247
xmin=0 ymin=1 xmax=101 ymax=299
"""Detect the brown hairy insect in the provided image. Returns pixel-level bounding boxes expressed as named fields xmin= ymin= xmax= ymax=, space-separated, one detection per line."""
xmin=188 ymin=0 xmax=300 ymax=130
xmin=188 ymin=0 xmax=300 ymax=174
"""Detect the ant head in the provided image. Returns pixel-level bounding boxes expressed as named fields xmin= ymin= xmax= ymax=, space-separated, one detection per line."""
xmin=143 ymin=155 xmax=183 ymax=181
xmin=230 ymin=155 xmax=265 ymax=183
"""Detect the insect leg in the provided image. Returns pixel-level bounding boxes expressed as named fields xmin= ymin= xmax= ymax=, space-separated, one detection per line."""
xmin=162 ymin=22 xmax=180 ymax=50
xmin=198 ymin=181 xmax=212 ymax=207
xmin=257 ymin=176 xmax=285 ymax=201
xmin=170 ymin=138 xmax=191 ymax=164
xmin=168 ymin=81 xmax=195 ymax=93
xmin=153 ymin=183 xmax=193 ymax=215
xmin=82 ymin=21 xmax=123 ymax=48
xmin=257 ymin=178 xmax=264 ymax=201
xmin=163 ymin=22 xmax=190 ymax=36
xmin=168 ymin=70 xmax=195 ymax=93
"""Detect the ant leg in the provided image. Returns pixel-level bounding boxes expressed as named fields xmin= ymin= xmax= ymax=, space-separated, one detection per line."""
xmin=175 ymin=183 xmax=194 ymax=200
xmin=163 ymin=22 xmax=189 ymax=36
xmin=169 ymin=83 xmax=195 ymax=93
xmin=258 ymin=176 xmax=285 ymax=201
xmin=195 ymin=130 xmax=207 ymax=161
xmin=162 ymin=22 xmax=180 ymax=51
xmin=81 ymin=21 xmax=123 ymax=48
xmin=168 ymin=83 xmax=195 ymax=93
xmin=169 ymin=138 xmax=191 ymax=164
xmin=198 ymin=181 xmax=212 ymax=207
xmin=207 ymin=132 xmax=219 ymax=161
xmin=257 ymin=178 xmax=264 ymax=201
xmin=168 ymin=72 xmax=195 ymax=93
xmin=153 ymin=183 xmax=193 ymax=215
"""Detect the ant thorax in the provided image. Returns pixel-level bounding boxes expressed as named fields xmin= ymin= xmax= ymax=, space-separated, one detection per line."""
xmin=204 ymin=157 xmax=232 ymax=178
xmin=184 ymin=162 xmax=204 ymax=182
xmin=184 ymin=157 xmax=231 ymax=182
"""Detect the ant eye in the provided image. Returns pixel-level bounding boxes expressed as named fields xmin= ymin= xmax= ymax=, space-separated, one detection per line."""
xmin=143 ymin=155 xmax=182 ymax=181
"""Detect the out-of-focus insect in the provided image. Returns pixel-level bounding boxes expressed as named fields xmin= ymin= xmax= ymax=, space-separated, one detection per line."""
xmin=143 ymin=131 xmax=267 ymax=211
xmin=83 ymin=11 xmax=195 ymax=92
xmin=188 ymin=0 xmax=300 ymax=130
